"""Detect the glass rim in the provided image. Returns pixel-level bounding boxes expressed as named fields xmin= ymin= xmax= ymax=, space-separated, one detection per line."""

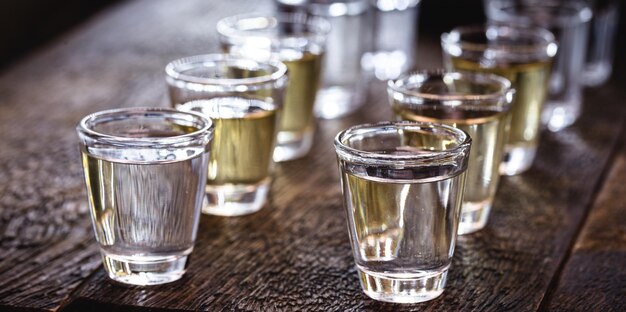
xmin=77 ymin=107 xmax=213 ymax=147
xmin=388 ymin=70 xmax=513 ymax=105
xmin=441 ymin=24 xmax=557 ymax=56
xmin=334 ymin=121 xmax=472 ymax=165
xmin=216 ymin=12 xmax=331 ymax=40
xmin=165 ymin=54 xmax=288 ymax=86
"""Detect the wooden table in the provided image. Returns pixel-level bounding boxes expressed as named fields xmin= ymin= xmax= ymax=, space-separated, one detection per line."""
xmin=1 ymin=0 xmax=624 ymax=311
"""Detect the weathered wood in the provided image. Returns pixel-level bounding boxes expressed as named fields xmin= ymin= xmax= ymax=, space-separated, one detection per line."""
xmin=0 ymin=0 xmax=270 ymax=310
xmin=546 ymin=126 xmax=626 ymax=312
xmin=0 ymin=0 xmax=625 ymax=311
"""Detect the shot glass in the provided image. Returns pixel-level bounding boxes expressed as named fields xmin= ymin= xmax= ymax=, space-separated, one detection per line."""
xmin=442 ymin=24 xmax=557 ymax=176
xmin=584 ymin=0 xmax=619 ymax=86
xmin=77 ymin=108 xmax=213 ymax=285
xmin=388 ymin=71 xmax=513 ymax=234
xmin=217 ymin=13 xmax=330 ymax=161
xmin=485 ymin=0 xmax=592 ymax=132
xmin=334 ymin=121 xmax=471 ymax=303
xmin=307 ymin=0 xmax=371 ymax=119
xmin=361 ymin=0 xmax=421 ymax=80
xmin=178 ymin=98 xmax=279 ymax=216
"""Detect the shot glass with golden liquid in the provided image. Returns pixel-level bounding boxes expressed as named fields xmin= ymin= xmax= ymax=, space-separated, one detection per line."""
xmin=217 ymin=13 xmax=330 ymax=162
xmin=388 ymin=71 xmax=513 ymax=234
xmin=442 ymin=25 xmax=557 ymax=176
xmin=166 ymin=55 xmax=287 ymax=216
xmin=178 ymin=98 xmax=279 ymax=216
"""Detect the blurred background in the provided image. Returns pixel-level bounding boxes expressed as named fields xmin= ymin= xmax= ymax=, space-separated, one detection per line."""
xmin=0 ymin=0 xmax=623 ymax=79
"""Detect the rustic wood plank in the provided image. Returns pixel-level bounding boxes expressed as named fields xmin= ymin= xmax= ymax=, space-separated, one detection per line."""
xmin=546 ymin=126 xmax=626 ymax=312
xmin=0 ymin=0 xmax=624 ymax=310
xmin=59 ymin=1 xmax=626 ymax=310
xmin=0 ymin=0 xmax=270 ymax=310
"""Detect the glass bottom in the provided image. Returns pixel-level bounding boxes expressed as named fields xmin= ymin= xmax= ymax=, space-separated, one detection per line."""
xmin=204 ymin=178 xmax=270 ymax=216
xmin=273 ymin=126 xmax=314 ymax=162
xmin=458 ymin=200 xmax=492 ymax=235
xmin=314 ymin=86 xmax=362 ymax=119
xmin=583 ymin=62 xmax=611 ymax=87
xmin=357 ymin=266 xmax=448 ymax=303
xmin=500 ymin=143 xmax=537 ymax=176
xmin=542 ymin=98 xmax=582 ymax=132
xmin=101 ymin=251 xmax=190 ymax=286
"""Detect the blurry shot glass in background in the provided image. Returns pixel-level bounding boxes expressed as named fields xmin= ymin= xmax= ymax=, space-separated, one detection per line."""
xmin=388 ymin=71 xmax=513 ymax=234
xmin=334 ymin=121 xmax=471 ymax=303
xmin=584 ymin=0 xmax=619 ymax=86
xmin=307 ymin=0 xmax=371 ymax=119
xmin=485 ymin=0 xmax=592 ymax=132
xmin=361 ymin=0 xmax=421 ymax=80
xmin=165 ymin=55 xmax=287 ymax=216
xmin=77 ymin=108 xmax=213 ymax=285
xmin=442 ymin=25 xmax=557 ymax=176
xmin=178 ymin=98 xmax=279 ymax=216
xmin=217 ymin=13 xmax=330 ymax=161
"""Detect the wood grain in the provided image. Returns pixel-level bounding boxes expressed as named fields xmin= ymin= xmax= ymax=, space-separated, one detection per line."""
xmin=0 ymin=0 xmax=624 ymax=311
xmin=546 ymin=126 xmax=626 ymax=312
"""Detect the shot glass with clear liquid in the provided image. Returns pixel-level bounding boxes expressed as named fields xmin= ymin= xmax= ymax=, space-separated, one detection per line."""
xmin=334 ymin=121 xmax=471 ymax=303
xmin=217 ymin=13 xmax=330 ymax=161
xmin=442 ymin=24 xmax=557 ymax=176
xmin=76 ymin=108 xmax=213 ymax=286
xmin=178 ymin=98 xmax=279 ymax=216
xmin=388 ymin=71 xmax=513 ymax=234
xmin=484 ymin=0 xmax=592 ymax=132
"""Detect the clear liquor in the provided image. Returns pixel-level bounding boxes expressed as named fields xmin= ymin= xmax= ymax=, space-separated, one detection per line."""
xmin=81 ymin=128 xmax=208 ymax=285
xmin=339 ymin=147 xmax=466 ymax=303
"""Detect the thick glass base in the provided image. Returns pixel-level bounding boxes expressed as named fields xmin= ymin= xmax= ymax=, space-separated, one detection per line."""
xmin=458 ymin=200 xmax=491 ymax=235
xmin=314 ymin=86 xmax=362 ymax=119
xmin=101 ymin=251 xmax=190 ymax=286
xmin=357 ymin=266 xmax=448 ymax=303
xmin=204 ymin=178 xmax=270 ymax=216
xmin=542 ymin=98 xmax=582 ymax=132
xmin=500 ymin=143 xmax=537 ymax=176
xmin=273 ymin=127 xmax=314 ymax=162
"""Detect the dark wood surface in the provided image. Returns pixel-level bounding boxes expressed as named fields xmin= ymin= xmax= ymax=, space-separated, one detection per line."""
xmin=0 ymin=0 xmax=625 ymax=311
xmin=547 ymin=127 xmax=626 ymax=312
